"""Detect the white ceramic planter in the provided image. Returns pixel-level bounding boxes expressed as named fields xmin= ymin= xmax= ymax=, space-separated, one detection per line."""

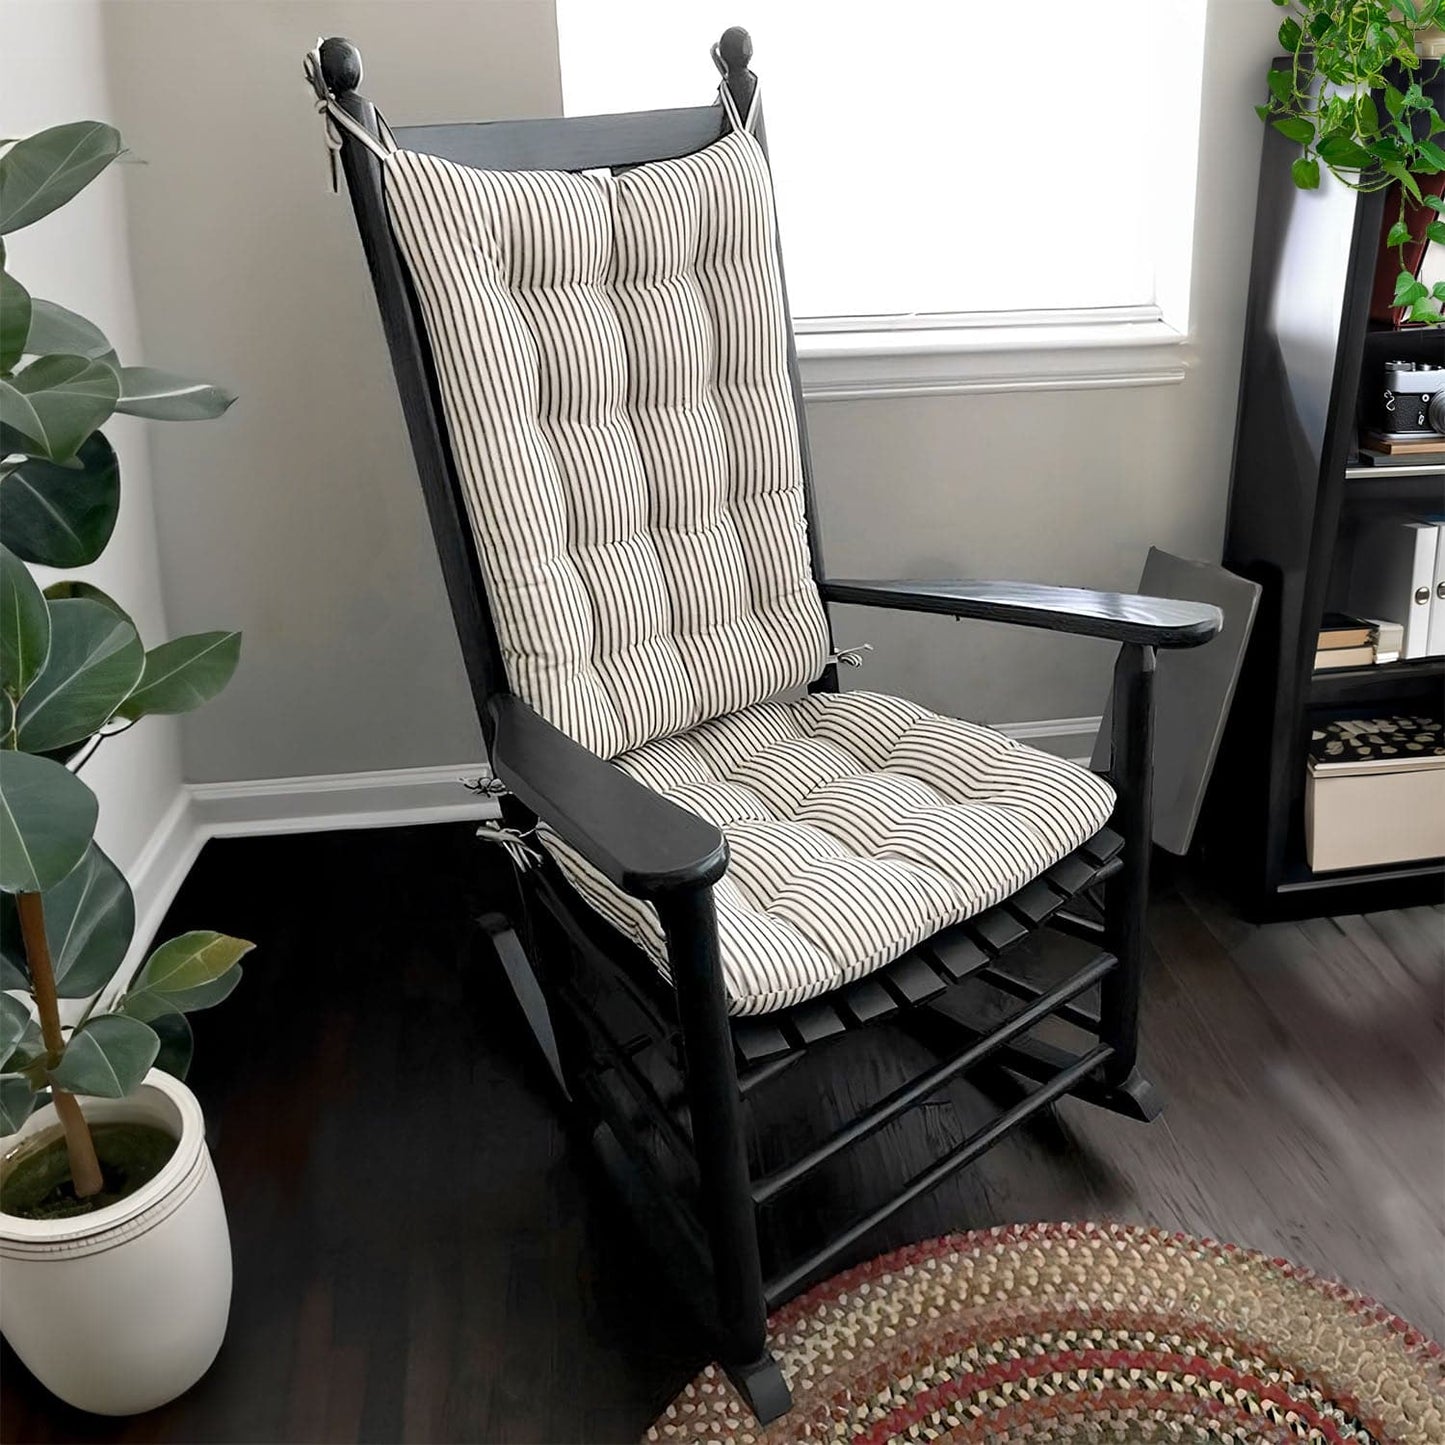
xmin=0 ymin=1069 xmax=231 ymax=1415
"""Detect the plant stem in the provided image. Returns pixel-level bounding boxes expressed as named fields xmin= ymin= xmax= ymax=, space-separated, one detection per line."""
xmin=15 ymin=892 xmax=103 ymax=1198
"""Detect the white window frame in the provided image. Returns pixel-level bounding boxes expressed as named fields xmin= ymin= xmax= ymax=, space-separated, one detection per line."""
xmin=557 ymin=3 xmax=1209 ymax=401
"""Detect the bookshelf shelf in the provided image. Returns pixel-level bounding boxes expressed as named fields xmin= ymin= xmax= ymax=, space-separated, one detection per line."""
xmin=1308 ymin=655 xmax=1445 ymax=706
xmin=1343 ymin=463 xmax=1445 ymax=481
xmin=1207 ymin=58 xmax=1445 ymax=919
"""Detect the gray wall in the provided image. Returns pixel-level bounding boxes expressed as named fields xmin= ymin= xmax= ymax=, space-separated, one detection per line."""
xmin=3 ymin=0 xmax=186 ymax=876
xmin=99 ymin=1 xmax=562 ymax=783
xmin=813 ymin=0 xmax=1281 ymax=736
xmin=104 ymin=0 xmax=1277 ymax=784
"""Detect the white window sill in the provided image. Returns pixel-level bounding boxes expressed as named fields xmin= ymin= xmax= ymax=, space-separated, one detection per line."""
xmin=794 ymin=316 xmax=1189 ymax=402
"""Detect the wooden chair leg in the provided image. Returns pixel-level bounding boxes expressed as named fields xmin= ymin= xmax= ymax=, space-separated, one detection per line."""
xmin=1101 ymin=642 xmax=1156 ymax=1088
xmin=656 ymin=887 xmax=790 ymax=1423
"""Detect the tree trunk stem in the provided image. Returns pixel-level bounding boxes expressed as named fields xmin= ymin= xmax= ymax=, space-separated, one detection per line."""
xmin=15 ymin=892 xmax=103 ymax=1199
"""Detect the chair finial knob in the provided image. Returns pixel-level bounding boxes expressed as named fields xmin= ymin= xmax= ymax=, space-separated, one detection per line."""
xmin=319 ymin=36 xmax=363 ymax=95
xmin=717 ymin=26 xmax=753 ymax=76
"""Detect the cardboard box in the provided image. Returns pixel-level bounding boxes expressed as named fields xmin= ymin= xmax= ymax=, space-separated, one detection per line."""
xmin=1306 ymin=717 xmax=1445 ymax=872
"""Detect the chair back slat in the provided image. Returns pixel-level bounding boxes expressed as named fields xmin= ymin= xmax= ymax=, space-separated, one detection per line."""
xmin=393 ymin=106 xmax=728 ymax=174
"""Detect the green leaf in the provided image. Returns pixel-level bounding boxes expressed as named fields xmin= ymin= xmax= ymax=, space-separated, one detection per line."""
xmin=1433 ymin=281 xmax=1445 ymax=302
xmin=1394 ymin=270 xmax=1429 ymax=306
xmin=1386 ymin=219 xmax=1414 ymax=248
xmin=0 ymin=432 xmax=119 ymax=569
xmin=1416 ymin=139 xmax=1445 ymax=175
xmin=0 ymin=269 xmax=31 ymax=373
xmin=1255 ymin=103 xmax=1272 ymax=123
xmin=0 ymin=842 xmax=133 ymax=999
xmin=1316 ymin=134 xmax=1374 ymax=169
xmin=48 ymin=1013 xmax=157 ymax=1098
xmin=14 ymin=597 xmax=143 ymax=753
xmin=0 ymin=689 xmax=10 ymax=742
xmin=1398 ymin=0 xmax=1419 ymax=21
xmin=1384 ymin=160 xmax=1423 ymax=200
xmin=0 ymin=354 xmax=119 ymax=462
xmin=0 ymin=1074 xmax=36 ymax=1134
xmin=114 ymin=368 xmax=235 ymax=422
xmin=122 ymin=964 xmax=243 ymax=1023
xmin=1385 ymin=84 xmax=1406 ymax=122
xmin=1407 ymin=296 xmax=1442 ymax=323
xmin=1291 ymin=156 xmax=1320 ymax=190
xmin=1266 ymin=69 xmax=1294 ymax=105
xmin=135 ymin=931 xmax=253 ymax=994
xmin=1272 ymin=117 xmax=1315 ymax=145
xmin=0 ymin=542 xmax=50 ymax=699
xmin=42 ymin=580 xmax=125 ymax=615
xmin=0 ymin=749 xmax=97 ymax=893
xmin=21 ymin=299 xmax=112 ymax=362
xmin=1278 ymin=17 xmax=1303 ymax=51
xmin=148 ymin=1011 xmax=192 ymax=1082
xmin=1425 ymin=195 xmax=1445 ymax=215
xmin=0 ymin=993 xmax=34 ymax=1060
xmin=0 ymin=122 xmax=122 ymax=235
xmin=116 ymin=631 xmax=240 ymax=720
xmin=1355 ymin=95 xmax=1380 ymax=138
xmin=1427 ymin=220 xmax=1445 ymax=244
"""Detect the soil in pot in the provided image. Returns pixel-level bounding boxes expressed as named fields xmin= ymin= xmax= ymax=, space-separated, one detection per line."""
xmin=1 ymin=1122 xmax=178 ymax=1221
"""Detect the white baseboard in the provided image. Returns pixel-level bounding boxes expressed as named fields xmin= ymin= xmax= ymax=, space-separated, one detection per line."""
xmin=992 ymin=715 xmax=1103 ymax=767
xmin=105 ymin=763 xmax=500 ymax=1004
xmin=188 ymin=762 xmax=498 ymax=836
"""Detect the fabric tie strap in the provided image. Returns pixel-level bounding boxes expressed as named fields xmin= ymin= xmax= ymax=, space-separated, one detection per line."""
xmin=303 ymin=42 xmax=395 ymax=192
xmin=711 ymin=45 xmax=760 ymax=136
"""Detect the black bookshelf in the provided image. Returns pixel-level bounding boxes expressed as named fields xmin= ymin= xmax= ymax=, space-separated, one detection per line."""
xmin=1206 ymin=61 xmax=1445 ymax=919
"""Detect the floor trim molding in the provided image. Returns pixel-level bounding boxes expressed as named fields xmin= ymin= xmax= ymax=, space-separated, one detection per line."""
xmin=992 ymin=715 xmax=1102 ymax=766
xmin=188 ymin=762 xmax=498 ymax=837
xmin=106 ymin=764 xmax=500 ymax=1003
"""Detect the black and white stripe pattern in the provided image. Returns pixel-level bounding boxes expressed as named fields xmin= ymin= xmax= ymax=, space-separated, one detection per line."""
xmin=383 ymin=131 xmax=829 ymax=759
xmin=539 ymin=691 xmax=1116 ymax=1016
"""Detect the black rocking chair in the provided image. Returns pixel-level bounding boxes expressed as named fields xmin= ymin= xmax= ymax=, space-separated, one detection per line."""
xmin=306 ymin=30 xmax=1222 ymax=1423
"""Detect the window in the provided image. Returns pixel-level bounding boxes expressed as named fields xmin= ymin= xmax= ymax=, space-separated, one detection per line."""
xmin=556 ymin=1 xmax=1207 ymax=357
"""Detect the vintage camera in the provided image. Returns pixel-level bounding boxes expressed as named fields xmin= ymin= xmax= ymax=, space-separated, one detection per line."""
xmin=1380 ymin=361 xmax=1445 ymax=438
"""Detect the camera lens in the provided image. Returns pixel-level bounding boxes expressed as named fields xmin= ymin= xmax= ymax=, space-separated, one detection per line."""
xmin=1429 ymin=390 xmax=1445 ymax=436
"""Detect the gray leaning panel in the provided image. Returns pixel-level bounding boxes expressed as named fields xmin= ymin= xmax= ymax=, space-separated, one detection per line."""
xmin=1091 ymin=549 xmax=1261 ymax=856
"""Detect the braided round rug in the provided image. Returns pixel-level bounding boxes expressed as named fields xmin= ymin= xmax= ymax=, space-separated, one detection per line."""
xmin=646 ymin=1223 xmax=1444 ymax=1444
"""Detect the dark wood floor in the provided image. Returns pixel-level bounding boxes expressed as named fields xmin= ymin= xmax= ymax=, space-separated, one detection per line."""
xmin=2 ymin=823 xmax=1441 ymax=1444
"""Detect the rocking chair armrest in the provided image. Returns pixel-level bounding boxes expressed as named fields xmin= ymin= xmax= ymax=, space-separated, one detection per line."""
xmin=487 ymin=695 xmax=728 ymax=900
xmin=820 ymin=579 xmax=1222 ymax=649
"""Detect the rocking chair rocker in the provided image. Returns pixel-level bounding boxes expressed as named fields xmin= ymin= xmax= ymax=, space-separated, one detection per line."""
xmin=307 ymin=30 xmax=1222 ymax=1423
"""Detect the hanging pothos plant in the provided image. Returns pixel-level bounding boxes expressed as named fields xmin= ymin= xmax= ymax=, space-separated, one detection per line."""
xmin=1257 ymin=0 xmax=1445 ymax=323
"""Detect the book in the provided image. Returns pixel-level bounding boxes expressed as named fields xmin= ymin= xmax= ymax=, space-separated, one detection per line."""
xmin=1317 ymin=612 xmax=1374 ymax=649
xmin=1313 ymin=643 xmax=1375 ymax=670
xmin=1366 ymin=617 xmax=1405 ymax=655
xmin=1308 ymin=716 xmax=1445 ymax=773
xmin=1354 ymin=448 xmax=1445 ymax=468
xmin=1348 ymin=519 xmax=1438 ymax=660
xmin=1360 ymin=432 xmax=1445 ymax=457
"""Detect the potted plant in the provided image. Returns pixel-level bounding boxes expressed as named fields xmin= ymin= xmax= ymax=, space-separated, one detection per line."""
xmin=1257 ymin=0 xmax=1445 ymax=323
xmin=0 ymin=121 xmax=250 ymax=1415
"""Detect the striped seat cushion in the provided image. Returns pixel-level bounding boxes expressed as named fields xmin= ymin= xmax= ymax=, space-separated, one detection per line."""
xmin=384 ymin=131 xmax=830 ymax=759
xmin=539 ymin=691 xmax=1116 ymax=1016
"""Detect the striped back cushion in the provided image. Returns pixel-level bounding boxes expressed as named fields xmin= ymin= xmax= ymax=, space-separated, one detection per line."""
xmin=384 ymin=130 xmax=830 ymax=758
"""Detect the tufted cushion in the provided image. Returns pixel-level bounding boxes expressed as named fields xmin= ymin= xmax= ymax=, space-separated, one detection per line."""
xmin=539 ymin=691 xmax=1116 ymax=1016
xmin=384 ymin=131 xmax=830 ymax=759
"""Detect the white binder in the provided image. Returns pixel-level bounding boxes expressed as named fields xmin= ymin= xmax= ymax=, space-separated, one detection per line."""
xmin=1430 ymin=523 xmax=1445 ymax=658
xmin=1349 ymin=519 xmax=1438 ymax=661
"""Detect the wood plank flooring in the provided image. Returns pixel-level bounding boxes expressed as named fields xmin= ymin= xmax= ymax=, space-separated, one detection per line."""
xmin=2 ymin=824 xmax=1440 ymax=1444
